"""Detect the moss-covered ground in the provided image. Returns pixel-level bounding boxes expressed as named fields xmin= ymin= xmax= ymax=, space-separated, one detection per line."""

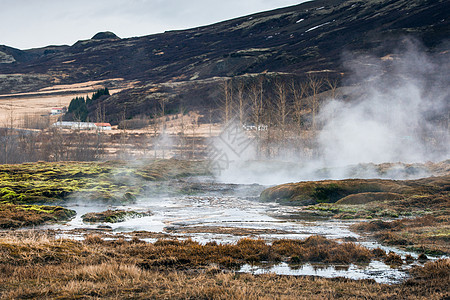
xmin=0 ymin=159 xmax=208 ymax=204
xmin=261 ymin=175 xmax=450 ymax=255
xmin=82 ymin=209 xmax=152 ymax=223
xmin=0 ymin=159 xmax=208 ymax=228
xmin=0 ymin=203 xmax=75 ymax=229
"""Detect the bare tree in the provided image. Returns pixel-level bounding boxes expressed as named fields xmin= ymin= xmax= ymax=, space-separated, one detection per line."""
xmin=3 ymin=99 xmax=15 ymax=164
xmin=236 ymin=79 xmax=246 ymax=126
xmin=190 ymin=113 xmax=198 ymax=159
xmin=95 ymin=103 xmax=106 ymax=123
xmin=221 ymin=78 xmax=233 ymax=124
xmin=274 ymin=79 xmax=290 ymax=142
xmin=119 ymin=107 xmax=128 ymax=159
xmin=291 ymin=80 xmax=308 ymax=134
xmin=159 ymin=97 xmax=169 ymax=131
xmin=178 ymin=106 xmax=187 ymax=158
xmin=249 ymin=76 xmax=264 ymax=127
xmin=325 ymin=76 xmax=339 ymax=100
xmin=307 ymin=74 xmax=323 ymax=132
xmin=248 ymin=76 xmax=265 ymax=157
xmin=158 ymin=97 xmax=170 ymax=159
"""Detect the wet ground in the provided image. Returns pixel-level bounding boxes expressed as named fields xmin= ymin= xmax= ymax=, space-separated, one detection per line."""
xmin=43 ymin=177 xmax=434 ymax=284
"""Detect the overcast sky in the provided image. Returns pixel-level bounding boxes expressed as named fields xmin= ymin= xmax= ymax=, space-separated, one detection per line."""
xmin=0 ymin=0 xmax=309 ymax=50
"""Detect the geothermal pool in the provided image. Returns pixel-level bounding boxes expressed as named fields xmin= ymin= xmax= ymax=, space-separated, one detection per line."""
xmin=40 ymin=178 xmax=433 ymax=284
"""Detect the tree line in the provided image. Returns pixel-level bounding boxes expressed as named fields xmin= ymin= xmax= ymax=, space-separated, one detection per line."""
xmin=66 ymin=88 xmax=110 ymax=122
xmin=219 ymin=73 xmax=340 ymax=158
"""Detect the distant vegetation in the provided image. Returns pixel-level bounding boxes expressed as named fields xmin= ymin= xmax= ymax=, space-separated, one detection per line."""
xmin=66 ymin=87 xmax=110 ymax=122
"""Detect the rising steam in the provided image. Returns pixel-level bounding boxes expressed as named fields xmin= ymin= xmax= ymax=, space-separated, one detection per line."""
xmin=319 ymin=41 xmax=449 ymax=166
xmin=214 ymin=40 xmax=449 ymax=185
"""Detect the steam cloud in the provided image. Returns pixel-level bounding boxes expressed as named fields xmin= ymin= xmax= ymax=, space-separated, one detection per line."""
xmin=319 ymin=41 xmax=449 ymax=166
xmin=214 ymin=40 xmax=449 ymax=185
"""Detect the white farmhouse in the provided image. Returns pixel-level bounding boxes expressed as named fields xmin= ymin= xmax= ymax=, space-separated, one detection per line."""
xmin=95 ymin=123 xmax=112 ymax=131
xmin=52 ymin=121 xmax=97 ymax=130
xmin=51 ymin=107 xmax=67 ymax=115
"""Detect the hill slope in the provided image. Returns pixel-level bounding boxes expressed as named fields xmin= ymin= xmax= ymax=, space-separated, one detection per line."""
xmin=0 ymin=0 xmax=448 ymax=95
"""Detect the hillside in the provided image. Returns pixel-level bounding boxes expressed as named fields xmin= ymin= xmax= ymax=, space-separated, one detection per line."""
xmin=0 ymin=0 xmax=449 ymax=123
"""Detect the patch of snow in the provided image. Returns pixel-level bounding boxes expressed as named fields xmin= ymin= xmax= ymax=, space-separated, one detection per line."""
xmin=296 ymin=18 xmax=305 ymax=23
xmin=305 ymin=22 xmax=331 ymax=33
xmin=316 ymin=6 xmax=325 ymax=10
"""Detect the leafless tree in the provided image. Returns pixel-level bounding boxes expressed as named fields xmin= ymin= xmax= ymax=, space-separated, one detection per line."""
xmin=235 ymin=79 xmax=246 ymax=126
xmin=325 ymin=76 xmax=339 ymax=100
xmin=248 ymin=76 xmax=264 ymax=157
xmin=190 ymin=113 xmax=198 ymax=159
xmin=307 ymin=74 xmax=323 ymax=132
xmin=274 ymin=79 xmax=290 ymax=142
xmin=221 ymin=78 xmax=233 ymax=124
xmin=291 ymin=80 xmax=308 ymax=135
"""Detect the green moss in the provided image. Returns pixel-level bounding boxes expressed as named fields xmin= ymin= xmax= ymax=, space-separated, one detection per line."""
xmin=82 ymin=209 xmax=152 ymax=223
xmin=311 ymin=184 xmax=347 ymax=203
xmin=15 ymin=205 xmax=56 ymax=214
xmin=0 ymin=160 xmax=208 ymax=205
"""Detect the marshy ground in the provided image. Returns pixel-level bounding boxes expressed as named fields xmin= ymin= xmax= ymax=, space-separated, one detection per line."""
xmin=0 ymin=231 xmax=448 ymax=299
xmin=0 ymin=159 xmax=449 ymax=299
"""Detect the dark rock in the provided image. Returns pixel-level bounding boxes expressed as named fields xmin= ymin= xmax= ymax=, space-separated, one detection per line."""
xmin=91 ymin=31 xmax=120 ymax=40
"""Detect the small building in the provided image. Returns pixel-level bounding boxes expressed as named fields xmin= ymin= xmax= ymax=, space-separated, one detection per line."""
xmin=51 ymin=107 xmax=67 ymax=115
xmin=52 ymin=121 xmax=97 ymax=130
xmin=95 ymin=123 xmax=112 ymax=131
xmin=243 ymin=124 xmax=268 ymax=131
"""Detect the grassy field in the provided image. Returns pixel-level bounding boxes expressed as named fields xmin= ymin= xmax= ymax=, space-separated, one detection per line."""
xmin=0 ymin=231 xmax=448 ymax=299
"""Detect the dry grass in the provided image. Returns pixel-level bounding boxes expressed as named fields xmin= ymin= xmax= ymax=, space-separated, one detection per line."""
xmin=0 ymin=232 xmax=448 ymax=299
xmin=0 ymin=233 xmax=375 ymax=269
xmin=0 ymin=203 xmax=75 ymax=228
xmin=354 ymin=215 xmax=450 ymax=255
xmin=410 ymin=258 xmax=450 ymax=280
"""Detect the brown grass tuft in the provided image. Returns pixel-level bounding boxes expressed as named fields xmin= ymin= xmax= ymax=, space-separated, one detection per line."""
xmin=0 ymin=232 xmax=449 ymax=299
xmin=410 ymin=258 xmax=450 ymax=280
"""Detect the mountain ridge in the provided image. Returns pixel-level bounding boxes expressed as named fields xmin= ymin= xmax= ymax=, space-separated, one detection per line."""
xmin=0 ymin=0 xmax=448 ymax=125
xmin=1 ymin=0 xmax=448 ymax=94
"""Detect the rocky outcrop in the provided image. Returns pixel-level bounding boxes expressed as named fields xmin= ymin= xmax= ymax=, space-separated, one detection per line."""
xmin=91 ymin=31 xmax=120 ymax=40
xmin=0 ymin=51 xmax=15 ymax=63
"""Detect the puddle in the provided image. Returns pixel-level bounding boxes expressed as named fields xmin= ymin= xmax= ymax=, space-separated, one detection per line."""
xmin=240 ymin=261 xmax=410 ymax=284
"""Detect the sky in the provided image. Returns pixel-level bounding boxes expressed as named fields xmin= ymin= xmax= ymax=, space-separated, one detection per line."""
xmin=0 ymin=0 xmax=309 ymax=50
